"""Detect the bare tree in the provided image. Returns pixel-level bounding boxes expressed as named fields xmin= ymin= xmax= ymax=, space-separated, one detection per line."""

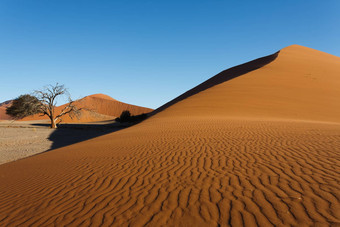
xmin=34 ymin=83 xmax=80 ymax=128
xmin=6 ymin=83 xmax=80 ymax=128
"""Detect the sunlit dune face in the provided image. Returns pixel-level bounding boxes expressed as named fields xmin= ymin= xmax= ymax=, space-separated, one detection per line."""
xmin=153 ymin=45 xmax=340 ymax=123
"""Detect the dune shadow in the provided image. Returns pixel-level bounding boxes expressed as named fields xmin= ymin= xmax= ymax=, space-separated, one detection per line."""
xmin=31 ymin=122 xmax=132 ymax=151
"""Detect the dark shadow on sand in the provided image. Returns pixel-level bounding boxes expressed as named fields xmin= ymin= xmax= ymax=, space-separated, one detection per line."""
xmin=32 ymin=121 xmax=133 ymax=151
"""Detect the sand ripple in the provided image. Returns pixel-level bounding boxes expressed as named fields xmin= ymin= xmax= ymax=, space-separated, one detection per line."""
xmin=0 ymin=118 xmax=339 ymax=226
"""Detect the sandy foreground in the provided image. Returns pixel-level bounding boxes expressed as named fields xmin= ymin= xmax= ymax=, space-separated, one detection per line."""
xmin=0 ymin=122 xmax=54 ymax=165
xmin=0 ymin=117 xmax=339 ymax=226
xmin=0 ymin=120 xmax=121 ymax=165
xmin=0 ymin=45 xmax=339 ymax=226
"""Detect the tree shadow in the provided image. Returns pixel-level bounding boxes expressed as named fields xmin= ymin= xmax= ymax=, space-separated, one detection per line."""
xmin=31 ymin=121 xmax=134 ymax=151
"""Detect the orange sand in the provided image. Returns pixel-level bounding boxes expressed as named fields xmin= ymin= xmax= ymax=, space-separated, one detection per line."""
xmin=154 ymin=45 xmax=340 ymax=122
xmin=0 ymin=101 xmax=13 ymax=120
xmin=0 ymin=45 xmax=339 ymax=226
xmin=21 ymin=94 xmax=153 ymax=123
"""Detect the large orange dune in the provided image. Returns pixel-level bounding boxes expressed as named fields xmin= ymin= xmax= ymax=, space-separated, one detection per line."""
xmin=0 ymin=45 xmax=339 ymax=226
xmin=154 ymin=45 xmax=340 ymax=122
xmin=20 ymin=93 xmax=153 ymax=123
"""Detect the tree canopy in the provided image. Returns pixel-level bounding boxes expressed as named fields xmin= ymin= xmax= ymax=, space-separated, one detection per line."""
xmin=6 ymin=94 xmax=42 ymax=119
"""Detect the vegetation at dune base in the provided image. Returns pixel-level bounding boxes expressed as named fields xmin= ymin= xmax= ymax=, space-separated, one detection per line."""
xmin=115 ymin=110 xmax=148 ymax=123
xmin=6 ymin=95 xmax=42 ymax=119
xmin=6 ymin=83 xmax=80 ymax=129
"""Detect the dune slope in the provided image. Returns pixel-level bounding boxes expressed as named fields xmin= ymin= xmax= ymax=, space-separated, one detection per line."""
xmin=0 ymin=45 xmax=339 ymax=226
xmin=153 ymin=45 xmax=340 ymax=123
xmin=0 ymin=101 xmax=13 ymax=120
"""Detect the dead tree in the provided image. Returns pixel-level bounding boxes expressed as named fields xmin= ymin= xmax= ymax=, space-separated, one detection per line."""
xmin=34 ymin=83 xmax=80 ymax=128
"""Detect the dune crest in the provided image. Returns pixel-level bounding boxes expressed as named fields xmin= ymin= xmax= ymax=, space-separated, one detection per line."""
xmin=152 ymin=44 xmax=340 ymax=123
xmin=85 ymin=93 xmax=118 ymax=101
xmin=0 ymin=45 xmax=339 ymax=226
xmin=152 ymin=51 xmax=279 ymax=116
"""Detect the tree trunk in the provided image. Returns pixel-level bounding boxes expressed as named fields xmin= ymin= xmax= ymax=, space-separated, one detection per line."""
xmin=50 ymin=118 xmax=57 ymax=129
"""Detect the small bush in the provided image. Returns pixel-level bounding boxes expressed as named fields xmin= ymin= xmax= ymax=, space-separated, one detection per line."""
xmin=6 ymin=94 xmax=42 ymax=119
xmin=116 ymin=110 xmax=148 ymax=123
xmin=119 ymin=110 xmax=131 ymax=122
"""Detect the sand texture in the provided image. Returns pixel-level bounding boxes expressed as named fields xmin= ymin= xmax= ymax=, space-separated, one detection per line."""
xmin=19 ymin=94 xmax=153 ymax=123
xmin=0 ymin=45 xmax=339 ymax=226
xmin=0 ymin=122 xmax=53 ymax=165
xmin=0 ymin=120 xmax=123 ymax=165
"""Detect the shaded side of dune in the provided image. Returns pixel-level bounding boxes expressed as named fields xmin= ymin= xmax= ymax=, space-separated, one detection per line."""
xmin=152 ymin=51 xmax=279 ymax=116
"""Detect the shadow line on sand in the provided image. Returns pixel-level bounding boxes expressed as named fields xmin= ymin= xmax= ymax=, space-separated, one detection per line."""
xmin=32 ymin=122 xmax=133 ymax=151
xmin=29 ymin=51 xmax=279 ymax=153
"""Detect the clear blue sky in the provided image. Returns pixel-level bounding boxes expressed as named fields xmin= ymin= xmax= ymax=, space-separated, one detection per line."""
xmin=0 ymin=0 xmax=339 ymax=109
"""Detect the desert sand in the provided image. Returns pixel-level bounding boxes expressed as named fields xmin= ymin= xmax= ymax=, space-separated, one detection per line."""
xmin=0 ymin=45 xmax=339 ymax=226
xmin=0 ymin=120 xmax=123 ymax=165
xmin=0 ymin=101 xmax=13 ymax=120
xmin=0 ymin=121 xmax=54 ymax=165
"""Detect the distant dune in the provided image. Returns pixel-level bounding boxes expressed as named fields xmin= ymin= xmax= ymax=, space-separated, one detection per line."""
xmin=0 ymin=101 xmax=13 ymax=120
xmin=20 ymin=93 xmax=153 ymax=123
xmin=0 ymin=45 xmax=339 ymax=226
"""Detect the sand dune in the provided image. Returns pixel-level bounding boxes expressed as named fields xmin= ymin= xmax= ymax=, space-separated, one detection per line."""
xmin=154 ymin=45 xmax=340 ymax=123
xmin=21 ymin=94 xmax=153 ymax=123
xmin=0 ymin=45 xmax=339 ymax=226
xmin=0 ymin=101 xmax=13 ymax=120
